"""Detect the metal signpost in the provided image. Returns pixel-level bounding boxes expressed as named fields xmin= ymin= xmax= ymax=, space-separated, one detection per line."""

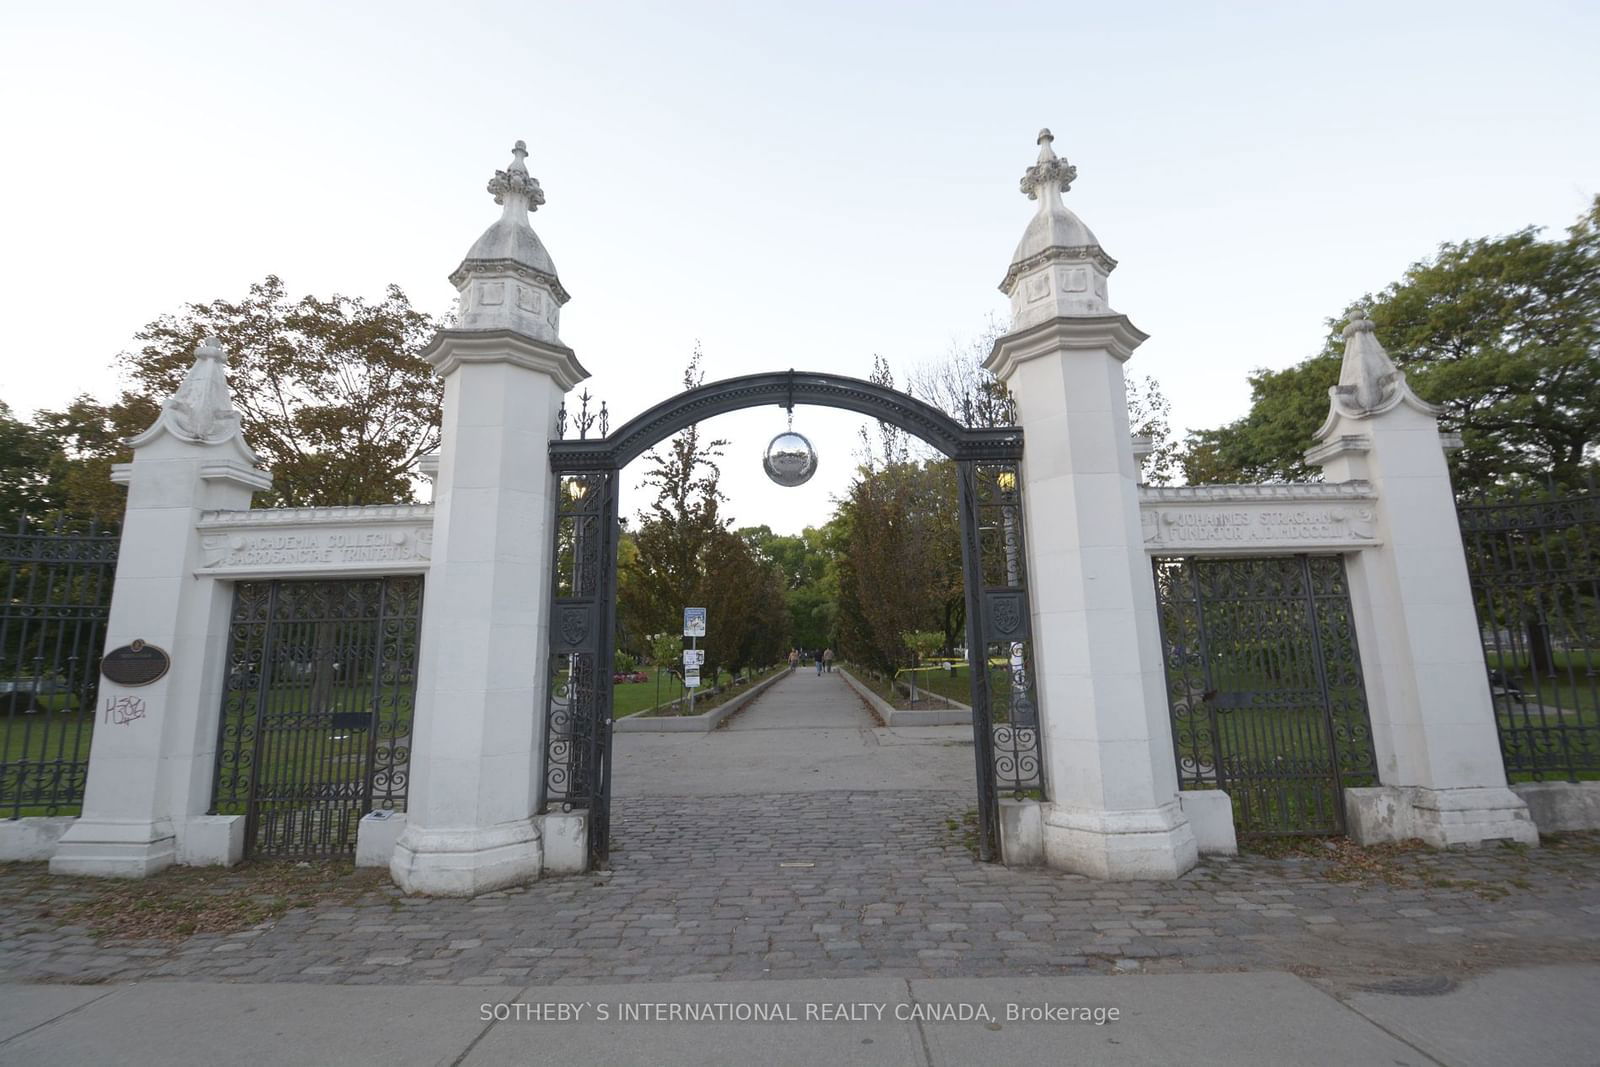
xmin=683 ymin=607 xmax=706 ymax=714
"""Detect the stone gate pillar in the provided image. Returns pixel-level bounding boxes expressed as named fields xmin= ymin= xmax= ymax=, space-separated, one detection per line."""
xmin=51 ymin=340 xmax=272 ymax=877
xmin=389 ymin=142 xmax=589 ymax=895
xmin=1307 ymin=313 xmax=1537 ymax=847
xmin=984 ymin=132 xmax=1197 ymax=879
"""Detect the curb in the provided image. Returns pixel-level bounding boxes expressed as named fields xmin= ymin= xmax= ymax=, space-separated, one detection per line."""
xmin=614 ymin=668 xmax=787 ymax=733
xmin=838 ymin=667 xmax=971 ymax=728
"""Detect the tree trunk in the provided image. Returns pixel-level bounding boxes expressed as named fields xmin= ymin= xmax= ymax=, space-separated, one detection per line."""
xmin=1526 ymin=618 xmax=1556 ymax=677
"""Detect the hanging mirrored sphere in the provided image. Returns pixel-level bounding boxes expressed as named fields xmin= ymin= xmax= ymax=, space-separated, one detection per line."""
xmin=763 ymin=431 xmax=817 ymax=487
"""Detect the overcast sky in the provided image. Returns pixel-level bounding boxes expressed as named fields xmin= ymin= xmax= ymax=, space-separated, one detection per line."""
xmin=2 ymin=1 xmax=1595 ymax=533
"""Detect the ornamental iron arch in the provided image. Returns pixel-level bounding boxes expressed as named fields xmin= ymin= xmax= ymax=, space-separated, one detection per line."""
xmin=542 ymin=370 xmax=1042 ymax=866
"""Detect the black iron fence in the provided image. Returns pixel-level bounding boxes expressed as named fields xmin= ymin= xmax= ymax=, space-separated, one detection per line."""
xmin=1459 ymin=486 xmax=1600 ymax=782
xmin=212 ymin=576 xmax=423 ymax=857
xmin=0 ymin=518 xmax=119 ymax=818
xmin=1154 ymin=555 xmax=1378 ymax=835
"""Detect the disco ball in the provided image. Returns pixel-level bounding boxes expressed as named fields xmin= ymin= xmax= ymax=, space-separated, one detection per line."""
xmin=763 ymin=431 xmax=817 ymax=487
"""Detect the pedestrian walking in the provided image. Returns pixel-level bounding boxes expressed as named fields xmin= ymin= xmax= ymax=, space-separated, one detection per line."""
xmin=788 ymin=648 xmax=799 ymax=673
xmin=823 ymin=647 xmax=834 ymax=673
xmin=814 ymin=648 xmax=824 ymax=675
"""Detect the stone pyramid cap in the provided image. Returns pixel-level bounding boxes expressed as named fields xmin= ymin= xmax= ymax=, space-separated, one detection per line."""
xmin=449 ymin=140 xmax=568 ymax=304
xmin=125 ymin=337 xmax=264 ymax=468
xmin=1312 ymin=310 xmax=1440 ymax=441
xmin=1001 ymin=129 xmax=1114 ymax=295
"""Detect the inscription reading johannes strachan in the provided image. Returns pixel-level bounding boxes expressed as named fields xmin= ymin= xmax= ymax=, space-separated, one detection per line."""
xmin=1163 ymin=508 xmax=1354 ymax=543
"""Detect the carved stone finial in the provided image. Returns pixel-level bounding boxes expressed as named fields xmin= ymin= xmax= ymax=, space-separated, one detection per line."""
xmin=1020 ymin=127 xmax=1077 ymax=201
xmin=487 ymin=139 xmax=545 ymax=213
xmin=1342 ymin=308 xmax=1377 ymax=338
xmin=124 ymin=335 xmax=246 ymax=448
xmin=1337 ymin=309 xmax=1399 ymax=411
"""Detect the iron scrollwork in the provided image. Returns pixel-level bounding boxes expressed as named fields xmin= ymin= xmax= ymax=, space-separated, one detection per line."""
xmin=210 ymin=576 xmax=422 ymax=857
xmin=1152 ymin=555 xmax=1377 ymax=835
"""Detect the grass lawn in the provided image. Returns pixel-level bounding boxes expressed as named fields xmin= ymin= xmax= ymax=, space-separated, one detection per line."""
xmin=1 ymin=707 xmax=95 ymax=817
xmin=612 ymin=667 xmax=732 ymax=718
xmin=1486 ymin=649 xmax=1600 ymax=715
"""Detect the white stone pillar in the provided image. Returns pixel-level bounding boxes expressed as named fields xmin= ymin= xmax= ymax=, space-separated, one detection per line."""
xmin=984 ymin=132 xmax=1196 ymax=879
xmin=51 ymin=340 xmax=271 ymax=878
xmin=1308 ymin=312 xmax=1537 ymax=847
xmin=389 ymin=142 xmax=589 ymax=895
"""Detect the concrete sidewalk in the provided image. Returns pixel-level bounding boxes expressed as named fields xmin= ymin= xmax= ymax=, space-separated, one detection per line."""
xmin=2 ymin=967 xmax=1594 ymax=1065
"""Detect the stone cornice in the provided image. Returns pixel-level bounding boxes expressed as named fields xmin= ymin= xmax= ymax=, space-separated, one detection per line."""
xmin=1303 ymin=434 xmax=1372 ymax=467
xmin=111 ymin=453 xmax=273 ymax=493
xmin=1139 ymin=480 xmax=1375 ymax=503
xmin=422 ymin=329 xmax=589 ymax=389
xmin=985 ymin=314 xmax=1149 ymax=380
xmin=999 ymin=244 xmax=1118 ymax=295
xmin=198 ymin=503 xmax=434 ymax=528
xmin=447 ymin=258 xmax=572 ymax=305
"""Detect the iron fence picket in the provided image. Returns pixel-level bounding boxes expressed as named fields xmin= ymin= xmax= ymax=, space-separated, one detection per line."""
xmin=1153 ymin=554 xmax=1377 ymax=835
xmin=211 ymin=576 xmax=422 ymax=857
xmin=0 ymin=518 xmax=118 ymax=818
xmin=1458 ymin=487 xmax=1600 ymax=782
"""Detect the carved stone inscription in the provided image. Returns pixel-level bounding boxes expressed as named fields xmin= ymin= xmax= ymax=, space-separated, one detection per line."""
xmin=1143 ymin=505 xmax=1376 ymax=551
xmin=201 ymin=526 xmax=433 ymax=571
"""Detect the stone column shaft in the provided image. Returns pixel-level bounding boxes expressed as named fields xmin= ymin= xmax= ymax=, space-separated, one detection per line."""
xmin=990 ymin=316 xmax=1198 ymax=879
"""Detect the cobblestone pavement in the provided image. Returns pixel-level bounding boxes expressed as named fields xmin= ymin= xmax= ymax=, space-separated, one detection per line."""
xmin=3 ymin=790 xmax=1600 ymax=988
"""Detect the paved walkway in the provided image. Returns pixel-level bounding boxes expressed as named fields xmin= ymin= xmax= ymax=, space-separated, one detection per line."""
xmin=2 ymin=668 xmax=1599 ymax=1062
xmin=727 ymin=667 xmax=870 ymax=730
xmin=611 ymin=667 xmax=974 ymax=797
xmin=3 ymin=794 xmax=1599 ymax=988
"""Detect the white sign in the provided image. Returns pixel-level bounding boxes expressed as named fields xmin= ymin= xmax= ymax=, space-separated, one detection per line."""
xmin=196 ymin=505 xmax=434 ymax=578
xmin=682 ymin=649 xmax=704 ymax=667
xmin=684 ymin=669 xmax=701 ymax=688
xmin=683 ymin=607 xmax=707 ymax=638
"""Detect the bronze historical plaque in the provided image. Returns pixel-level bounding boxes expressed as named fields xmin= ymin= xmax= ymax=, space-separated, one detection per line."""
xmin=100 ymin=640 xmax=171 ymax=687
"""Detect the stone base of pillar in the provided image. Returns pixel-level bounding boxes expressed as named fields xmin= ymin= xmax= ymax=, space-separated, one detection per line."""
xmin=48 ymin=818 xmax=177 ymax=878
xmin=1041 ymin=801 xmax=1199 ymax=880
xmin=1177 ymin=790 xmax=1239 ymax=856
xmin=539 ymin=811 xmax=589 ymax=875
xmin=389 ymin=819 xmax=543 ymax=896
xmin=1512 ymin=781 xmax=1600 ymax=834
xmin=998 ymin=798 xmax=1045 ymax=867
xmin=1345 ymin=786 xmax=1539 ymax=848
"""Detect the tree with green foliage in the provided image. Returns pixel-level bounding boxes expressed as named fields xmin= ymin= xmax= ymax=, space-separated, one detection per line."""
xmin=1184 ymin=197 xmax=1600 ymax=492
xmin=618 ymin=348 xmax=790 ymax=681
xmin=834 ymin=457 xmax=961 ymax=674
xmin=118 ymin=275 xmax=444 ymax=506
xmin=0 ymin=402 xmax=63 ymax=523
xmin=737 ymin=524 xmax=840 ymax=650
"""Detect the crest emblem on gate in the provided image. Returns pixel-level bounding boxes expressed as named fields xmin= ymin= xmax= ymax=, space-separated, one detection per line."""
xmin=560 ymin=606 xmax=589 ymax=647
xmin=988 ymin=592 xmax=1026 ymax=637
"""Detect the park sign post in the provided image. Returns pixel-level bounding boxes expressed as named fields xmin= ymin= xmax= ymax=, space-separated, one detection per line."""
xmin=683 ymin=607 xmax=707 ymax=638
xmin=682 ymin=607 xmax=707 ymax=712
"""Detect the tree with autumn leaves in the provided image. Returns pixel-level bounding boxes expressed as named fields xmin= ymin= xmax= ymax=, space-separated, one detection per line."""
xmin=3 ymin=275 xmax=443 ymax=524
xmin=615 ymin=349 xmax=790 ymax=681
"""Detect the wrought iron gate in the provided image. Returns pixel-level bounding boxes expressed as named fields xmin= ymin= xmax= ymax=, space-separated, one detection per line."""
xmin=1458 ymin=486 xmax=1600 ymax=781
xmin=1154 ymin=555 xmax=1376 ymax=835
xmin=542 ymin=370 xmax=1040 ymax=866
xmin=212 ymin=576 xmax=422 ymax=857
xmin=957 ymin=459 xmax=1044 ymax=856
xmin=0 ymin=519 xmax=118 ymax=818
xmin=539 ymin=469 xmax=620 ymax=865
